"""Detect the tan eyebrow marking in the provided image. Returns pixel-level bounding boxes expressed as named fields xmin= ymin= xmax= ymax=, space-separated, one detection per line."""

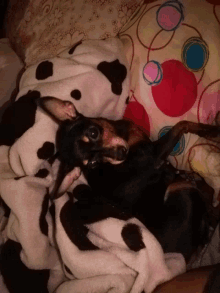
xmin=82 ymin=136 xmax=89 ymax=142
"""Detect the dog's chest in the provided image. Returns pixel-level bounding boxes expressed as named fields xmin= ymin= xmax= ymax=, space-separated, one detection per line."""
xmin=85 ymin=147 xmax=167 ymax=203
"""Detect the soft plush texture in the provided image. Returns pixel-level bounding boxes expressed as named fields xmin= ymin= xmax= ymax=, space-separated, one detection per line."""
xmin=8 ymin=38 xmax=129 ymax=175
xmin=0 ymin=37 xmax=186 ymax=293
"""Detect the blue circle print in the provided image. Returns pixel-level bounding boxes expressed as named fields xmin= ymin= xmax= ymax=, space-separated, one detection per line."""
xmin=158 ymin=126 xmax=185 ymax=156
xmin=182 ymin=37 xmax=209 ymax=72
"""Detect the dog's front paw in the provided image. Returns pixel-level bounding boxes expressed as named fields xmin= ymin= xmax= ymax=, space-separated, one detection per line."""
xmin=71 ymin=167 xmax=81 ymax=180
xmin=58 ymin=167 xmax=81 ymax=195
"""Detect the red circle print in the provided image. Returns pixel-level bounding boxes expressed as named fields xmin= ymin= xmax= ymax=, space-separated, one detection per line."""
xmin=124 ymin=101 xmax=150 ymax=135
xmin=152 ymin=59 xmax=197 ymax=117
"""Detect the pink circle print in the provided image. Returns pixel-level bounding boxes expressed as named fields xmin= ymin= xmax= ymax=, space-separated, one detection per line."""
xmin=143 ymin=61 xmax=163 ymax=86
xmin=199 ymin=89 xmax=220 ymax=124
xmin=157 ymin=0 xmax=184 ymax=31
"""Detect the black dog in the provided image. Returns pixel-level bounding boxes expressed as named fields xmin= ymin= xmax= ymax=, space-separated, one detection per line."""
xmin=38 ymin=97 xmax=220 ymax=261
xmin=0 ymin=96 xmax=218 ymax=293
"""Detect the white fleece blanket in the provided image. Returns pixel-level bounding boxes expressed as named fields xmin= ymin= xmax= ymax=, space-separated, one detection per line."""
xmin=0 ymin=37 xmax=186 ymax=293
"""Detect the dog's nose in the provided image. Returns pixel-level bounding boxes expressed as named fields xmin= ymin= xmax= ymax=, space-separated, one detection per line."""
xmin=116 ymin=146 xmax=128 ymax=161
xmin=102 ymin=146 xmax=128 ymax=163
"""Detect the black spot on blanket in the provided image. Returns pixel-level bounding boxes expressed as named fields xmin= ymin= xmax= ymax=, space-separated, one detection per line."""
xmin=0 ymin=90 xmax=40 ymax=146
xmin=126 ymin=96 xmax=129 ymax=104
xmin=37 ymin=142 xmax=55 ymax=160
xmin=0 ymin=239 xmax=50 ymax=293
xmin=97 ymin=59 xmax=127 ymax=95
xmin=122 ymin=223 xmax=145 ymax=252
xmin=36 ymin=61 xmax=53 ymax=80
xmin=68 ymin=41 xmax=82 ymax=54
xmin=39 ymin=194 xmax=49 ymax=236
xmin=71 ymin=89 xmax=81 ymax=100
xmin=35 ymin=168 xmax=49 ymax=178
xmin=64 ymin=264 xmax=73 ymax=276
xmin=60 ymin=200 xmax=99 ymax=251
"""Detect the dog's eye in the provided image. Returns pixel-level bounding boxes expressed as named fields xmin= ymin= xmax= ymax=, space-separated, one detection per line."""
xmin=88 ymin=160 xmax=98 ymax=169
xmin=88 ymin=126 xmax=99 ymax=141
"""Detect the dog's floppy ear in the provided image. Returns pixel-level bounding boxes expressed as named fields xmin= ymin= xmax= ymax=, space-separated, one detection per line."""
xmin=37 ymin=97 xmax=78 ymax=124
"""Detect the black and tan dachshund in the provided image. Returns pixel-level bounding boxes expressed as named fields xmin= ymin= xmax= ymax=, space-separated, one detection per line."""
xmin=1 ymin=96 xmax=219 ymax=293
xmin=38 ymin=97 xmax=220 ymax=262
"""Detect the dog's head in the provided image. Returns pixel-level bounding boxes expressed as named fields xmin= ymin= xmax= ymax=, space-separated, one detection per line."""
xmin=38 ymin=97 xmax=130 ymax=170
xmin=37 ymin=97 xmax=148 ymax=199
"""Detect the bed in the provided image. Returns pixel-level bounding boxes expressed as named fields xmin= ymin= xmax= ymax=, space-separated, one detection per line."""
xmin=0 ymin=0 xmax=220 ymax=292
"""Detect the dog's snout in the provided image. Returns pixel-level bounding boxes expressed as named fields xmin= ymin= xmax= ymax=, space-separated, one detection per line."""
xmin=116 ymin=146 xmax=128 ymax=161
xmin=103 ymin=145 xmax=128 ymax=164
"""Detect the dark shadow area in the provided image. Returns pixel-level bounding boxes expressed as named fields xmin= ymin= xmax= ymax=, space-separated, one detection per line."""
xmin=0 ymin=0 xmax=9 ymax=38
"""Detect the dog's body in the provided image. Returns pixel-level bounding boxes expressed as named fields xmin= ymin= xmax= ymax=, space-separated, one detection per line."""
xmin=1 ymin=97 xmax=219 ymax=293
xmin=39 ymin=97 xmax=218 ymax=261
xmin=83 ymin=146 xmax=208 ymax=261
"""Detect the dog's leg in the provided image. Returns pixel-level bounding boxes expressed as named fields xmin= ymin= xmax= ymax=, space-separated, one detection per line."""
xmin=153 ymin=119 xmax=220 ymax=168
xmin=156 ymin=183 xmax=209 ymax=261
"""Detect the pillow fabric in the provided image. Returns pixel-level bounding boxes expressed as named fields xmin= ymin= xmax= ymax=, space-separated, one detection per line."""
xmin=0 ymin=38 xmax=23 ymax=110
xmin=6 ymin=0 xmax=144 ymax=66
xmin=120 ymin=0 xmax=220 ymax=204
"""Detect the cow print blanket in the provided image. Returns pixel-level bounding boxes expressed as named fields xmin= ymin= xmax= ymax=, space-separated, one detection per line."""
xmin=0 ymin=38 xmax=186 ymax=293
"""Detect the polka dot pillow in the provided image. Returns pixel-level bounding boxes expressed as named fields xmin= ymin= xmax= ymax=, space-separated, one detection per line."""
xmin=120 ymin=0 xmax=220 ymax=174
